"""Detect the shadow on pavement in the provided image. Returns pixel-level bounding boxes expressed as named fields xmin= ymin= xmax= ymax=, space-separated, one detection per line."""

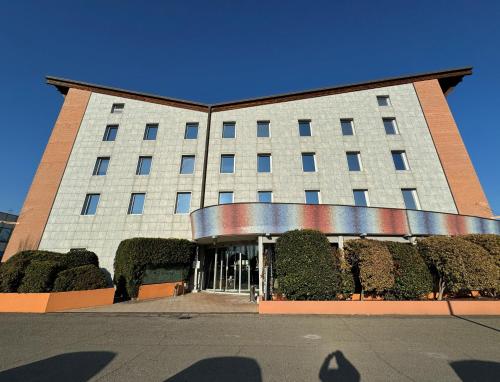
xmin=164 ymin=356 xmax=262 ymax=382
xmin=319 ymin=351 xmax=360 ymax=382
xmin=0 ymin=351 xmax=116 ymax=382
xmin=450 ymin=360 xmax=500 ymax=382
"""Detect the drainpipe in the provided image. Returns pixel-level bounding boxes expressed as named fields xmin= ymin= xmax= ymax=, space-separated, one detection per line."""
xmin=200 ymin=106 xmax=212 ymax=208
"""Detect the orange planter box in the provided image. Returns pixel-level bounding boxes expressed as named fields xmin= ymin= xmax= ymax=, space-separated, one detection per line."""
xmin=137 ymin=282 xmax=184 ymax=301
xmin=0 ymin=288 xmax=115 ymax=313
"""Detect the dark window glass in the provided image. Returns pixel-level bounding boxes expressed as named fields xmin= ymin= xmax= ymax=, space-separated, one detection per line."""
xmin=218 ymin=192 xmax=233 ymax=204
xmin=0 ymin=228 xmax=12 ymax=242
xmin=402 ymin=189 xmax=420 ymax=210
xmin=185 ymin=123 xmax=199 ymax=139
xmin=111 ymin=103 xmax=124 ymax=113
xmin=220 ymin=155 xmax=235 ymax=173
xmin=103 ymin=125 xmax=118 ymax=141
xmin=222 ymin=122 xmax=236 ymax=138
xmin=81 ymin=194 xmax=100 ymax=215
xmin=257 ymin=154 xmax=271 ymax=173
xmin=144 ymin=124 xmax=158 ymax=140
xmin=128 ymin=193 xmax=145 ymax=214
xmin=93 ymin=157 xmax=110 ymax=176
xmin=175 ymin=192 xmax=191 ymax=214
xmin=302 ymin=153 xmax=316 ymax=172
xmin=305 ymin=190 xmax=320 ymax=204
xmin=377 ymin=96 xmax=390 ymax=106
xmin=353 ymin=190 xmax=368 ymax=206
xmin=392 ymin=151 xmax=409 ymax=170
xmin=298 ymin=120 xmax=311 ymax=136
xmin=257 ymin=121 xmax=270 ymax=137
xmin=383 ymin=118 xmax=398 ymax=135
xmin=136 ymin=156 xmax=152 ymax=175
xmin=341 ymin=119 xmax=354 ymax=135
xmin=180 ymin=155 xmax=195 ymax=174
xmin=258 ymin=191 xmax=272 ymax=203
xmin=346 ymin=152 xmax=361 ymax=171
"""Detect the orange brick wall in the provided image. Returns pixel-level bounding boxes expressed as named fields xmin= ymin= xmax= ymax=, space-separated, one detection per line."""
xmin=414 ymin=80 xmax=492 ymax=218
xmin=2 ymin=88 xmax=91 ymax=261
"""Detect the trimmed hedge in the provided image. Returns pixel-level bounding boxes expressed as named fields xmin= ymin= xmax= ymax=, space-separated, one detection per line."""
xmin=114 ymin=237 xmax=195 ymax=299
xmin=275 ymin=230 xmax=340 ymax=300
xmin=53 ymin=265 xmax=108 ymax=292
xmin=461 ymin=234 xmax=500 ymax=292
xmin=18 ymin=260 xmax=61 ymax=293
xmin=333 ymin=249 xmax=355 ymax=296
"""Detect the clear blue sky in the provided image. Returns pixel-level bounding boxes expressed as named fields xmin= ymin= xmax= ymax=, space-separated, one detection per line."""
xmin=1 ymin=1 xmax=499 ymax=215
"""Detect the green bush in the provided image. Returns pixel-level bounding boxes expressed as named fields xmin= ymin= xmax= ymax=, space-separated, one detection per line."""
xmin=53 ymin=265 xmax=108 ymax=292
xmin=18 ymin=260 xmax=61 ymax=293
xmin=58 ymin=250 xmax=99 ymax=269
xmin=275 ymin=230 xmax=340 ymax=300
xmin=333 ymin=249 xmax=355 ymax=296
xmin=114 ymin=237 xmax=195 ymax=299
xmin=461 ymin=234 xmax=500 ymax=291
xmin=384 ymin=242 xmax=433 ymax=300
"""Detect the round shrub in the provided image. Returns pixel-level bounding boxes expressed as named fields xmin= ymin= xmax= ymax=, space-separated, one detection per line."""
xmin=384 ymin=242 xmax=433 ymax=300
xmin=461 ymin=234 xmax=500 ymax=291
xmin=59 ymin=250 xmax=99 ymax=269
xmin=275 ymin=229 xmax=340 ymax=300
xmin=18 ymin=260 xmax=61 ymax=293
xmin=53 ymin=265 xmax=108 ymax=292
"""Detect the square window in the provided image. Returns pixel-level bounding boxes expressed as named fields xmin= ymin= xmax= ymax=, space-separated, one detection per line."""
xmin=103 ymin=125 xmax=118 ymax=141
xmin=144 ymin=124 xmax=158 ymax=140
xmin=402 ymin=188 xmax=421 ymax=210
xmin=93 ymin=157 xmax=110 ymax=176
xmin=185 ymin=123 xmax=199 ymax=139
xmin=302 ymin=153 xmax=316 ymax=172
xmin=257 ymin=154 xmax=271 ymax=173
xmin=128 ymin=193 xmax=145 ymax=214
xmin=218 ymin=191 xmax=234 ymax=204
xmin=136 ymin=156 xmax=152 ymax=175
xmin=175 ymin=192 xmax=191 ymax=214
xmin=111 ymin=103 xmax=124 ymax=113
xmin=81 ymin=194 xmax=100 ymax=215
xmin=353 ymin=189 xmax=369 ymax=207
xmin=305 ymin=190 xmax=320 ymax=204
xmin=180 ymin=155 xmax=195 ymax=174
xmin=346 ymin=152 xmax=362 ymax=171
xmin=258 ymin=191 xmax=272 ymax=203
xmin=383 ymin=118 xmax=399 ymax=135
xmin=220 ymin=155 xmax=235 ymax=173
xmin=298 ymin=120 xmax=311 ymax=136
xmin=257 ymin=121 xmax=270 ymax=137
xmin=222 ymin=122 xmax=236 ymax=138
xmin=377 ymin=96 xmax=391 ymax=106
xmin=341 ymin=119 xmax=354 ymax=136
xmin=392 ymin=151 xmax=409 ymax=170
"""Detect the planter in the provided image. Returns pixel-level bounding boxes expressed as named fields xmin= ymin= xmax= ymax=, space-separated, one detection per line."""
xmin=137 ymin=282 xmax=184 ymax=301
xmin=0 ymin=288 xmax=115 ymax=313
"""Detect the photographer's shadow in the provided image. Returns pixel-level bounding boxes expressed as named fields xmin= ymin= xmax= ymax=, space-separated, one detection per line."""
xmin=319 ymin=351 xmax=360 ymax=382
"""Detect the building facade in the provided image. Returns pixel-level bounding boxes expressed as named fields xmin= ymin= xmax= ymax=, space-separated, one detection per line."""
xmin=0 ymin=212 xmax=18 ymax=261
xmin=3 ymin=68 xmax=499 ymax=296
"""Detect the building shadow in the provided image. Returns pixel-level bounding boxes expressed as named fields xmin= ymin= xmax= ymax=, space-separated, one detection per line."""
xmin=319 ymin=351 xmax=360 ymax=382
xmin=164 ymin=356 xmax=262 ymax=382
xmin=0 ymin=351 xmax=116 ymax=382
xmin=449 ymin=360 xmax=500 ymax=382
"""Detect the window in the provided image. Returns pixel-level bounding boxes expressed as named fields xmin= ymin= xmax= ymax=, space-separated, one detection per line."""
xmin=180 ymin=155 xmax=195 ymax=174
xmin=392 ymin=151 xmax=409 ymax=170
xmin=353 ymin=189 xmax=369 ymax=207
xmin=402 ymin=189 xmax=421 ymax=210
xmin=305 ymin=190 xmax=320 ymax=204
xmin=222 ymin=122 xmax=236 ymax=138
xmin=185 ymin=123 xmax=199 ymax=139
xmin=346 ymin=152 xmax=362 ymax=171
xmin=144 ymin=124 xmax=158 ymax=140
xmin=258 ymin=191 xmax=272 ymax=203
xmin=257 ymin=121 xmax=270 ymax=137
xmin=0 ymin=228 xmax=12 ymax=242
xmin=136 ymin=156 xmax=152 ymax=175
xmin=92 ymin=157 xmax=110 ymax=176
xmin=218 ymin=191 xmax=234 ymax=204
xmin=257 ymin=154 xmax=271 ymax=173
xmin=128 ymin=193 xmax=145 ymax=214
xmin=220 ymin=154 xmax=235 ymax=173
xmin=341 ymin=119 xmax=354 ymax=136
xmin=377 ymin=96 xmax=391 ymax=106
xmin=175 ymin=192 xmax=191 ymax=214
xmin=383 ymin=118 xmax=399 ymax=135
xmin=103 ymin=125 xmax=118 ymax=141
xmin=302 ymin=153 xmax=316 ymax=172
xmin=298 ymin=120 xmax=311 ymax=136
xmin=81 ymin=194 xmax=100 ymax=215
xmin=111 ymin=103 xmax=124 ymax=113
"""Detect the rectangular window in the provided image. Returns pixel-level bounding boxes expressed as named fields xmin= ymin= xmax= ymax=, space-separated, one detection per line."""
xmin=218 ymin=191 xmax=234 ymax=204
xmin=144 ymin=124 xmax=158 ymax=140
xmin=184 ymin=123 xmax=199 ymax=139
xmin=180 ymin=155 xmax=195 ymax=174
xmin=258 ymin=191 xmax=272 ymax=203
xmin=103 ymin=125 xmax=118 ymax=141
xmin=220 ymin=154 xmax=235 ymax=173
xmin=305 ymin=190 xmax=320 ymax=204
xmin=346 ymin=152 xmax=362 ymax=171
xmin=222 ymin=122 xmax=236 ymax=138
xmin=128 ymin=193 xmax=145 ymax=214
xmin=383 ymin=118 xmax=399 ymax=135
xmin=302 ymin=153 xmax=316 ymax=172
xmin=257 ymin=154 xmax=271 ymax=173
xmin=257 ymin=121 xmax=270 ymax=137
xmin=353 ymin=189 xmax=369 ymax=207
xmin=402 ymin=188 xmax=421 ymax=210
xmin=298 ymin=120 xmax=311 ymax=136
xmin=0 ymin=228 xmax=13 ymax=242
xmin=341 ymin=119 xmax=354 ymax=136
xmin=175 ymin=192 xmax=191 ymax=214
xmin=111 ymin=103 xmax=124 ymax=113
xmin=136 ymin=156 xmax=152 ymax=175
xmin=392 ymin=151 xmax=409 ymax=170
xmin=377 ymin=96 xmax=391 ymax=106
xmin=81 ymin=194 xmax=100 ymax=215
xmin=92 ymin=157 xmax=110 ymax=176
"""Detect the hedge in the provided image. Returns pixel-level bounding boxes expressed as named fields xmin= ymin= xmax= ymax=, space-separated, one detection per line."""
xmin=332 ymin=249 xmax=355 ymax=296
xmin=113 ymin=237 xmax=196 ymax=299
xmin=18 ymin=260 xmax=61 ymax=293
xmin=53 ymin=265 xmax=108 ymax=292
xmin=461 ymin=234 xmax=500 ymax=291
xmin=275 ymin=230 xmax=340 ymax=300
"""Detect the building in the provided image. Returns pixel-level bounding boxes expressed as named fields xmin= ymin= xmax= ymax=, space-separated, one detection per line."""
xmin=0 ymin=212 xmax=18 ymax=261
xmin=3 ymin=67 xmax=499 ymax=297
